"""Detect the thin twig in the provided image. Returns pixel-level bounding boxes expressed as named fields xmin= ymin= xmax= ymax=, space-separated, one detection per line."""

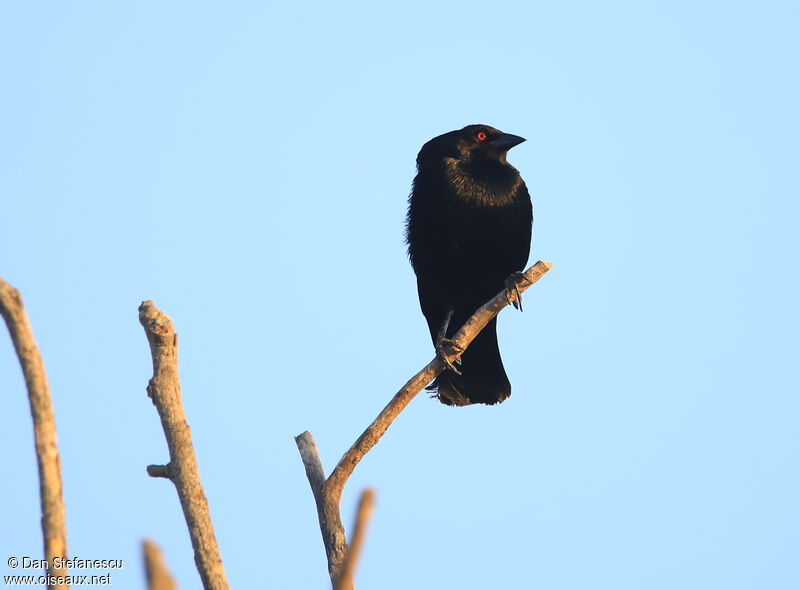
xmin=296 ymin=260 xmax=552 ymax=586
xmin=142 ymin=539 xmax=177 ymax=590
xmin=0 ymin=277 xmax=69 ymax=590
xmin=334 ymin=489 xmax=376 ymax=590
xmin=139 ymin=300 xmax=229 ymax=590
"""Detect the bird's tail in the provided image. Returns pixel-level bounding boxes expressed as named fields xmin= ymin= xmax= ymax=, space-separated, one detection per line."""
xmin=431 ymin=318 xmax=511 ymax=406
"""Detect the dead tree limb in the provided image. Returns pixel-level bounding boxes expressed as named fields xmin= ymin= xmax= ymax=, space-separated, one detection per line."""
xmin=142 ymin=539 xmax=177 ymax=590
xmin=0 ymin=277 xmax=69 ymax=590
xmin=139 ymin=300 xmax=229 ymax=590
xmin=334 ymin=488 xmax=376 ymax=590
xmin=296 ymin=260 xmax=552 ymax=586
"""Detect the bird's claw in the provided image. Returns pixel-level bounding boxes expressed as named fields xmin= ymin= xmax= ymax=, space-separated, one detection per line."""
xmin=437 ymin=308 xmax=454 ymax=343
xmin=504 ymin=272 xmax=528 ymax=311
xmin=436 ymin=337 xmax=464 ymax=375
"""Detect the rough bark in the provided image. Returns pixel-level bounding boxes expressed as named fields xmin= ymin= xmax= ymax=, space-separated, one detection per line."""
xmin=139 ymin=300 xmax=229 ymax=590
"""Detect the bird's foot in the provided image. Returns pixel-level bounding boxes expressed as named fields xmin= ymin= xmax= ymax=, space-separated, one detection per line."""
xmin=435 ymin=336 xmax=464 ymax=375
xmin=504 ymin=271 xmax=529 ymax=311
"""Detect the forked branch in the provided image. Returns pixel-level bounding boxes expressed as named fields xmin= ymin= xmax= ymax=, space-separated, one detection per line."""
xmin=296 ymin=260 xmax=552 ymax=587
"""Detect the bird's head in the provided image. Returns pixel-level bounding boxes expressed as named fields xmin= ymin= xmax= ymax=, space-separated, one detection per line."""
xmin=417 ymin=124 xmax=526 ymax=167
xmin=415 ymin=124 xmax=527 ymax=205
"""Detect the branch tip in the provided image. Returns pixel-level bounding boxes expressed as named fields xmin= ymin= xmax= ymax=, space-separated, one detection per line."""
xmin=147 ymin=464 xmax=171 ymax=479
xmin=142 ymin=539 xmax=177 ymax=590
xmin=334 ymin=488 xmax=377 ymax=590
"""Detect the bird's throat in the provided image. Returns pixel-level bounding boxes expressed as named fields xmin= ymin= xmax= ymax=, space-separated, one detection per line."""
xmin=444 ymin=158 xmax=523 ymax=207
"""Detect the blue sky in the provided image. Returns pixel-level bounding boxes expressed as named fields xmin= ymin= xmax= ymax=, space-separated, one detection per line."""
xmin=1 ymin=1 xmax=798 ymax=589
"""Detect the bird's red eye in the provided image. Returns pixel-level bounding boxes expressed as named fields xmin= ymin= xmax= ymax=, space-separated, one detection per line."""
xmin=476 ymin=131 xmax=487 ymax=141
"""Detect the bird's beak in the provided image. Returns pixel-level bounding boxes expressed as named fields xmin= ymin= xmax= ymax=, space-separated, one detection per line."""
xmin=493 ymin=133 xmax=526 ymax=151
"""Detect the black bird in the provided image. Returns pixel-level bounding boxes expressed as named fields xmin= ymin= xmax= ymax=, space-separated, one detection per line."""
xmin=406 ymin=124 xmax=533 ymax=406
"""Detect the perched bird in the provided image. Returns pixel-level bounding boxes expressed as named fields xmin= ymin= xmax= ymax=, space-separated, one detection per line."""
xmin=406 ymin=124 xmax=533 ymax=406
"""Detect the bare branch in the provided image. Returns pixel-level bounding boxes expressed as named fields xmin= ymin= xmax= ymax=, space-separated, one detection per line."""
xmin=297 ymin=260 xmax=552 ymax=586
xmin=142 ymin=539 xmax=177 ymax=590
xmin=295 ymin=432 xmax=349 ymax=578
xmin=139 ymin=300 xmax=229 ymax=590
xmin=328 ymin=260 xmax=552 ymax=494
xmin=334 ymin=488 xmax=376 ymax=590
xmin=0 ymin=277 xmax=69 ymax=589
